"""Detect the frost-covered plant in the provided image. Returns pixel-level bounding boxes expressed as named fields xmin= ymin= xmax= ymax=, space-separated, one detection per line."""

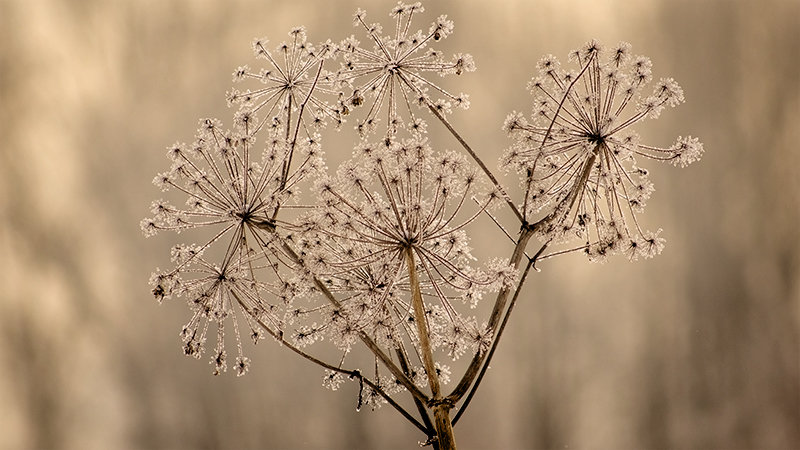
xmin=336 ymin=3 xmax=474 ymax=139
xmin=142 ymin=3 xmax=702 ymax=449
xmin=229 ymin=27 xmax=342 ymax=135
xmin=295 ymin=138 xmax=508 ymax=358
xmin=502 ymin=40 xmax=702 ymax=263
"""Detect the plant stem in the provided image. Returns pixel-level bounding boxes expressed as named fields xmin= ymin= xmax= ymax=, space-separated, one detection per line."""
xmin=449 ymin=147 xmax=599 ymax=419
xmin=447 ymin=225 xmax=533 ymax=403
xmin=405 ymin=247 xmax=441 ymax=397
xmin=433 ymin=403 xmax=457 ymax=450
xmin=452 ymin=256 xmax=537 ymax=426
xmin=406 ymin=247 xmax=457 ymax=449
xmin=426 ymin=102 xmax=524 ymax=224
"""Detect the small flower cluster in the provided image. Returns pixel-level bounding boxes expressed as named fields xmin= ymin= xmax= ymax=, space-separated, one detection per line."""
xmin=335 ymin=2 xmax=475 ymax=139
xmin=142 ymin=113 xmax=321 ymax=375
xmin=502 ymin=40 xmax=703 ymax=262
xmin=228 ymin=26 xmax=342 ymax=137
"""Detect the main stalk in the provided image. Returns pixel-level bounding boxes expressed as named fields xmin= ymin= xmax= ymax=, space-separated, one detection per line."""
xmin=406 ymin=247 xmax=457 ymax=449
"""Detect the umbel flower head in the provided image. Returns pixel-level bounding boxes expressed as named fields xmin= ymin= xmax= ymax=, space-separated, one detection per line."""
xmin=293 ymin=136 xmax=515 ymax=364
xmin=228 ymin=26 xmax=342 ymax=136
xmin=335 ymin=2 xmax=475 ymax=139
xmin=502 ymin=40 xmax=703 ymax=262
xmin=142 ymin=116 xmax=321 ymax=374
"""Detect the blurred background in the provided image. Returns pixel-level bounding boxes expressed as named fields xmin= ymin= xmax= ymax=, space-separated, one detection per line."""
xmin=1 ymin=0 xmax=798 ymax=448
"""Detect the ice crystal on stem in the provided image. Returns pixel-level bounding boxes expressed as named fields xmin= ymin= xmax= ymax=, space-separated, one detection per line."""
xmin=503 ymin=40 xmax=703 ymax=261
xmin=336 ymin=2 xmax=475 ymax=139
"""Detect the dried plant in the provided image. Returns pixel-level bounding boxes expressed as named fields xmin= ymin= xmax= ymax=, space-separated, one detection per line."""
xmin=142 ymin=3 xmax=702 ymax=448
xmin=502 ymin=40 xmax=702 ymax=263
xmin=336 ymin=3 xmax=473 ymax=139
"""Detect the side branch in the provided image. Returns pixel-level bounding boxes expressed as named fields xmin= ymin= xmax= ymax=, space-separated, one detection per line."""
xmin=230 ymin=290 xmax=427 ymax=434
xmin=425 ymin=102 xmax=524 ymax=224
xmin=452 ymin=255 xmax=537 ymax=426
xmin=447 ymin=225 xmax=534 ymax=402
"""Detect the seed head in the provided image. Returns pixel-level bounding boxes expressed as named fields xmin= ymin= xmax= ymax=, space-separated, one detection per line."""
xmin=503 ymin=40 xmax=703 ymax=261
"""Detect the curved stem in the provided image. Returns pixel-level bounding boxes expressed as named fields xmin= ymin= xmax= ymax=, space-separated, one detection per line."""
xmin=230 ymin=290 xmax=427 ymax=434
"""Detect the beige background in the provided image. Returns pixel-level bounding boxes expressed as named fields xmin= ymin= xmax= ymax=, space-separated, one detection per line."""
xmin=1 ymin=0 xmax=798 ymax=449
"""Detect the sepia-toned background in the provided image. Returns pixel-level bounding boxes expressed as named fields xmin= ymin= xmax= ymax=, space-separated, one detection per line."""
xmin=1 ymin=0 xmax=798 ymax=448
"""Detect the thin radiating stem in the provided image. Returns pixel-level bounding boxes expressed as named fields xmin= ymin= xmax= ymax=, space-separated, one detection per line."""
xmin=426 ymin=102 xmax=524 ymax=224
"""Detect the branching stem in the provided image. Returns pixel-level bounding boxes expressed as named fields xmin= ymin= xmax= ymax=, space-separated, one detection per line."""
xmin=230 ymin=290 xmax=426 ymax=433
xmin=447 ymin=225 xmax=534 ymax=403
